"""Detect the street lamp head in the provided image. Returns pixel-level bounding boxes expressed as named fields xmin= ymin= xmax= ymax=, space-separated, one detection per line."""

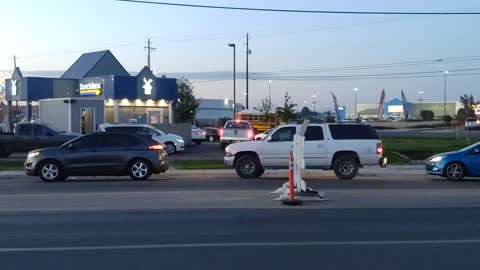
xmin=418 ymin=91 xmax=424 ymax=94
xmin=353 ymin=88 xmax=359 ymax=91
xmin=312 ymin=94 xmax=317 ymax=98
xmin=228 ymin=43 xmax=235 ymax=47
xmin=444 ymin=70 xmax=448 ymax=74
xmin=269 ymin=80 xmax=272 ymax=84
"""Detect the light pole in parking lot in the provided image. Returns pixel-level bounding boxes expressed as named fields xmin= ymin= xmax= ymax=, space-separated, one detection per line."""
xmin=418 ymin=91 xmax=424 ymax=119
xmin=354 ymin=88 xmax=359 ymax=120
xmin=268 ymin=80 xmax=272 ymax=102
xmin=444 ymin=70 xmax=448 ymax=117
xmin=312 ymin=94 xmax=317 ymax=113
xmin=228 ymin=43 xmax=236 ymax=119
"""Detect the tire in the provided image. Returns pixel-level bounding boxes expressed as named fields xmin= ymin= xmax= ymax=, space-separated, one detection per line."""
xmin=255 ymin=168 xmax=265 ymax=178
xmin=444 ymin=162 xmax=465 ymax=181
xmin=208 ymin=136 xmax=215 ymax=142
xmin=164 ymin=142 xmax=176 ymax=154
xmin=38 ymin=160 xmax=65 ymax=182
xmin=333 ymin=155 xmax=359 ymax=180
xmin=129 ymin=159 xmax=152 ymax=180
xmin=235 ymin=155 xmax=261 ymax=179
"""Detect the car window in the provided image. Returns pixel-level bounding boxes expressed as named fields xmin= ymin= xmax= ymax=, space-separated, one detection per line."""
xmin=271 ymin=127 xmax=296 ymax=142
xmin=226 ymin=122 xmax=250 ymax=129
xmin=141 ymin=127 xmax=157 ymax=135
xmin=99 ymin=134 xmax=134 ymax=148
xmin=305 ymin=126 xmax=324 ymax=141
xmin=72 ymin=135 xmax=98 ymax=149
xmin=33 ymin=125 xmax=52 ymax=136
xmin=105 ymin=126 xmax=141 ymax=133
xmin=328 ymin=125 xmax=379 ymax=140
xmin=17 ymin=125 xmax=32 ymax=136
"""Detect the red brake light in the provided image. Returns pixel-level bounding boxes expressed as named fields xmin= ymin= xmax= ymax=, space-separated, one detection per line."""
xmin=235 ymin=119 xmax=240 ymax=123
xmin=149 ymin=144 xmax=165 ymax=150
xmin=376 ymin=143 xmax=383 ymax=155
xmin=247 ymin=130 xmax=253 ymax=140
xmin=219 ymin=129 xmax=224 ymax=136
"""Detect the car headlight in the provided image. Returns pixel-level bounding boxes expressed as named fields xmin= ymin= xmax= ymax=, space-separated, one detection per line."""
xmin=225 ymin=148 xmax=233 ymax=157
xmin=28 ymin=151 xmax=40 ymax=158
xmin=431 ymin=156 xmax=443 ymax=162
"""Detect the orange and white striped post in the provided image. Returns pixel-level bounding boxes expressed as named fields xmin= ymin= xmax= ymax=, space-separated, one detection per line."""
xmin=282 ymin=150 xmax=302 ymax=206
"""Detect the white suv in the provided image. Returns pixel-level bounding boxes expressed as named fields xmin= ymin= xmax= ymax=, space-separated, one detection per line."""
xmin=224 ymin=123 xmax=386 ymax=180
xmin=98 ymin=123 xmax=185 ymax=154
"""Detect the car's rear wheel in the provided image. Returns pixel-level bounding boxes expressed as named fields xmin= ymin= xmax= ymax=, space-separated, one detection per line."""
xmin=164 ymin=142 xmax=176 ymax=154
xmin=445 ymin=162 xmax=465 ymax=181
xmin=208 ymin=136 xmax=215 ymax=142
xmin=129 ymin=159 xmax=152 ymax=180
xmin=38 ymin=160 xmax=65 ymax=182
xmin=235 ymin=155 xmax=261 ymax=179
xmin=333 ymin=156 xmax=359 ymax=180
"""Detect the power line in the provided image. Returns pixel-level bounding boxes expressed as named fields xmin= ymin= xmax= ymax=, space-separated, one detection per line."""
xmin=115 ymin=0 xmax=480 ymax=15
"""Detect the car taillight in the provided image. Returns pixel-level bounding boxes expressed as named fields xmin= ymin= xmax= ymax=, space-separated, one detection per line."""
xmin=247 ymin=130 xmax=253 ymax=140
xmin=219 ymin=129 xmax=224 ymax=136
xmin=201 ymin=131 xmax=206 ymax=135
xmin=149 ymin=144 xmax=165 ymax=150
xmin=376 ymin=143 xmax=383 ymax=155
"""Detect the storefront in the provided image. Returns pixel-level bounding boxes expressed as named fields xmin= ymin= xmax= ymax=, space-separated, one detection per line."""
xmin=4 ymin=50 xmax=178 ymax=130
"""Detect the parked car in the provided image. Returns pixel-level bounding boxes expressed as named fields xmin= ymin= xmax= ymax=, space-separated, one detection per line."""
xmin=426 ymin=142 xmax=480 ymax=180
xmin=254 ymin=129 xmax=272 ymax=141
xmin=465 ymin=118 xmax=480 ymax=130
xmin=97 ymin=123 xmax=185 ymax=154
xmin=204 ymin=127 xmax=220 ymax=142
xmin=224 ymin=123 xmax=386 ymax=180
xmin=25 ymin=132 xmax=169 ymax=182
xmin=191 ymin=126 xmax=206 ymax=144
xmin=0 ymin=123 xmax=81 ymax=158
xmin=220 ymin=120 xmax=254 ymax=149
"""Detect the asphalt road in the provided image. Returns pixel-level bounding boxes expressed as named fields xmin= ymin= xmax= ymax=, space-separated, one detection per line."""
xmin=2 ymin=174 xmax=480 ymax=269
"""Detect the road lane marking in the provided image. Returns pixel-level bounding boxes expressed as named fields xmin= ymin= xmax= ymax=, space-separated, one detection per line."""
xmin=2 ymin=239 xmax=480 ymax=252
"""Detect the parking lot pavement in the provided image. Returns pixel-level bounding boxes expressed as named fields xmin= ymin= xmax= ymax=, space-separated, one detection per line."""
xmin=170 ymin=141 xmax=224 ymax=161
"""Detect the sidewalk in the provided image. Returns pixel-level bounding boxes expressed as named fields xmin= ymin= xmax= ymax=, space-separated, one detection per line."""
xmin=0 ymin=165 xmax=425 ymax=177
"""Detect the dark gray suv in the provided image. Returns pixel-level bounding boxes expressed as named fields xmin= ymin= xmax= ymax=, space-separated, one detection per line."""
xmin=25 ymin=132 xmax=169 ymax=182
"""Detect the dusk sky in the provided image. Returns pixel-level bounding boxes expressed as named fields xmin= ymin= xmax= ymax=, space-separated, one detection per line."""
xmin=1 ymin=0 xmax=480 ymax=111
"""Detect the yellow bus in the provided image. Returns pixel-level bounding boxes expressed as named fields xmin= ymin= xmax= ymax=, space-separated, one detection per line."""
xmin=237 ymin=110 xmax=279 ymax=133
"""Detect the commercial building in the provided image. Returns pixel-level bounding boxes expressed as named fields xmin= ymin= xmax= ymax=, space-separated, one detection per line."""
xmin=3 ymin=50 xmax=178 ymax=133
xmin=340 ymin=98 xmax=461 ymax=120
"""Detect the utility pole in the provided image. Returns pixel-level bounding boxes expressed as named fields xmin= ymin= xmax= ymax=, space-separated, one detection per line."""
xmin=245 ymin=33 xmax=251 ymax=109
xmin=13 ymin=55 xmax=17 ymax=69
xmin=145 ymin=38 xmax=156 ymax=70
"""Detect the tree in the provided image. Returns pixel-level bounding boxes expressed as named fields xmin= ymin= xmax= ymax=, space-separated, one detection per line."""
xmin=275 ymin=92 xmax=297 ymax=123
xmin=460 ymin=94 xmax=476 ymax=118
xmin=254 ymin=98 xmax=274 ymax=130
xmin=324 ymin=110 xmax=336 ymax=123
xmin=420 ymin=110 xmax=434 ymax=121
xmin=175 ymin=78 xmax=201 ymax=123
xmin=456 ymin=108 xmax=467 ymax=124
xmin=442 ymin=115 xmax=453 ymax=125
xmin=300 ymin=106 xmax=312 ymax=118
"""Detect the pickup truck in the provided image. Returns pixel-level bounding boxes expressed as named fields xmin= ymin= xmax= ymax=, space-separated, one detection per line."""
xmin=224 ymin=123 xmax=387 ymax=180
xmin=0 ymin=123 xmax=81 ymax=157
xmin=219 ymin=120 xmax=254 ymax=149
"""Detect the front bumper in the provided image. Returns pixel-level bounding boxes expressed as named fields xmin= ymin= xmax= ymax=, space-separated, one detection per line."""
xmin=224 ymin=156 xmax=235 ymax=168
xmin=425 ymin=162 xmax=443 ymax=175
xmin=24 ymin=156 xmax=40 ymax=176
xmin=175 ymin=141 xmax=185 ymax=152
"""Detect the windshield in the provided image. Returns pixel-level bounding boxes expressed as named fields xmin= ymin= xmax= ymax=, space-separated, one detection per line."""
xmin=459 ymin=142 xmax=480 ymax=152
xmin=152 ymin=127 xmax=165 ymax=136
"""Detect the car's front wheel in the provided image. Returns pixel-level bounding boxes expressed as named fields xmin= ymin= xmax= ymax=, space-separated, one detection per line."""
xmin=235 ymin=155 xmax=261 ymax=179
xmin=208 ymin=136 xmax=215 ymax=142
xmin=129 ymin=159 xmax=152 ymax=180
xmin=38 ymin=160 xmax=65 ymax=182
xmin=445 ymin=162 xmax=465 ymax=180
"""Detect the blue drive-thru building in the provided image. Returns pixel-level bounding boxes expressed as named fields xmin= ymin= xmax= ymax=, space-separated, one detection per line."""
xmin=4 ymin=50 xmax=178 ymax=130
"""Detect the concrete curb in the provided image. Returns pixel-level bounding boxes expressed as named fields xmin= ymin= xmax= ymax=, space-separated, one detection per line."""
xmin=0 ymin=165 xmax=425 ymax=177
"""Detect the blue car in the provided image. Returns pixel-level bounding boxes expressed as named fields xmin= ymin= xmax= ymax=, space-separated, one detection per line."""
xmin=426 ymin=142 xmax=480 ymax=180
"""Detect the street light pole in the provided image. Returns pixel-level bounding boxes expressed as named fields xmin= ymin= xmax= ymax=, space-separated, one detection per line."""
xmin=418 ymin=91 xmax=424 ymax=119
xmin=354 ymin=88 xmax=359 ymax=120
xmin=312 ymin=94 xmax=317 ymax=113
xmin=444 ymin=70 xmax=448 ymax=117
xmin=268 ymin=80 xmax=272 ymax=102
xmin=228 ymin=43 xmax=236 ymax=119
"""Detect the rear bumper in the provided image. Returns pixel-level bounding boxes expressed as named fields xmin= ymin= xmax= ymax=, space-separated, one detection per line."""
xmin=152 ymin=160 xmax=170 ymax=174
